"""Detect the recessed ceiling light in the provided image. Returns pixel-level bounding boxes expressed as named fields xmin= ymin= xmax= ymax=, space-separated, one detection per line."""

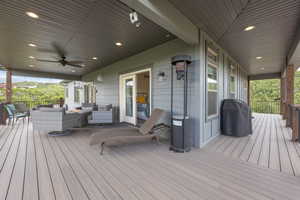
xmin=29 ymin=56 xmax=35 ymax=59
xmin=28 ymin=43 xmax=37 ymax=47
xmin=244 ymin=26 xmax=255 ymax=31
xmin=92 ymin=57 xmax=98 ymax=60
xmin=29 ymin=65 xmax=34 ymax=68
xmin=26 ymin=11 xmax=39 ymax=19
xmin=115 ymin=42 xmax=122 ymax=46
xmin=71 ymin=70 xmax=76 ymax=73
xmin=256 ymin=56 xmax=262 ymax=60
xmin=261 ymin=67 xmax=265 ymax=70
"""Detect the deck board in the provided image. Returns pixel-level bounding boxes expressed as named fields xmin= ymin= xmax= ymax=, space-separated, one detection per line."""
xmin=23 ymin=123 xmax=39 ymax=200
xmin=205 ymin=113 xmax=300 ymax=176
xmin=1 ymin=117 xmax=300 ymax=200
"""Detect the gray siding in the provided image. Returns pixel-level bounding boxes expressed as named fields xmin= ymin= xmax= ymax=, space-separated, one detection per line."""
xmin=199 ymin=31 xmax=249 ymax=147
xmin=83 ymin=39 xmax=201 ymax=147
xmin=83 ymin=34 xmax=248 ymax=148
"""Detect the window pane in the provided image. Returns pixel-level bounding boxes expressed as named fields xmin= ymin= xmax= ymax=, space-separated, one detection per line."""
xmin=230 ymin=76 xmax=235 ymax=93
xmin=208 ymin=65 xmax=217 ymax=91
xmin=125 ymin=79 xmax=133 ymax=117
xmin=65 ymin=88 xmax=68 ymax=98
xmin=74 ymin=87 xmax=80 ymax=103
xmin=206 ymin=44 xmax=218 ymax=117
xmin=228 ymin=63 xmax=236 ymax=98
xmin=208 ymin=91 xmax=218 ymax=116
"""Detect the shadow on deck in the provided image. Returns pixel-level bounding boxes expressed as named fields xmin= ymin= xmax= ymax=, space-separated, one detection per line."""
xmin=205 ymin=113 xmax=300 ymax=176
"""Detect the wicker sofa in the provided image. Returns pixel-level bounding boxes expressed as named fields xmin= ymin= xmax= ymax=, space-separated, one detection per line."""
xmin=31 ymin=107 xmax=81 ymax=133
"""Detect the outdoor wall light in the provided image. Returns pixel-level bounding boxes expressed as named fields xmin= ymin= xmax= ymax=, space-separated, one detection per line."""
xmin=96 ymin=74 xmax=103 ymax=82
xmin=158 ymin=71 xmax=166 ymax=81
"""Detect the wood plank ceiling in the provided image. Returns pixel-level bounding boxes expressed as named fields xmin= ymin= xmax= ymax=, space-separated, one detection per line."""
xmin=0 ymin=0 xmax=174 ymax=77
xmin=169 ymin=0 xmax=300 ymax=75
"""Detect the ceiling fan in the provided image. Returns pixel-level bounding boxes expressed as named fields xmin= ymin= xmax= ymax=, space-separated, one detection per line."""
xmin=37 ymin=42 xmax=84 ymax=68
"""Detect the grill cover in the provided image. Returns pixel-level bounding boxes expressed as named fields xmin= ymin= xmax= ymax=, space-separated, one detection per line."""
xmin=221 ymin=99 xmax=252 ymax=137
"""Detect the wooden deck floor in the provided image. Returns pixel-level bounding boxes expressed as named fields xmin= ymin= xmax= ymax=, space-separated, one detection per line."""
xmin=205 ymin=113 xmax=300 ymax=176
xmin=1 ymin=120 xmax=300 ymax=200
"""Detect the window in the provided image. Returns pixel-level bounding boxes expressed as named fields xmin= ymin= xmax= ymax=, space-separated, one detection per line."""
xmin=74 ymin=87 xmax=80 ymax=103
xmin=91 ymin=85 xmax=96 ymax=103
xmin=84 ymin=85 xmax=89 ymax=103
xmin=206 ymin=44 xmax=219 ymax=118
xmin=228 ymin=60 xmax=237 ymax=98
xmin=83 ymin=84 xmax=96 ymax=103
xmin=243 ymin=72 xmax=248 ymax=101
xmin=65 ymin=88 xmax=68 ymax=98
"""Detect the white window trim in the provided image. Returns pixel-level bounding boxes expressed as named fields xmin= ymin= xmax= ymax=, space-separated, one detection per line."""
xmin=228 ymin=60 xmax=237 ymax=98
xmin=205 ymin=42 xmax=219 ymax=121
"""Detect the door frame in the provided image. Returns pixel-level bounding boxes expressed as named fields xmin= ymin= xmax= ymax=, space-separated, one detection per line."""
xmin=119 ymin=68 xmax=152 ymax=125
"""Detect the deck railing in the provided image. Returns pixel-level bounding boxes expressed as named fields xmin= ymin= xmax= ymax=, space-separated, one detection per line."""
xmin=251 ymin=101 xmax=280 ymax=114
xmin=12 ymin=100 xmax=58 ymax=109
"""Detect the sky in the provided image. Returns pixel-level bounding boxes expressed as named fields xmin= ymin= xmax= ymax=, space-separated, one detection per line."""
xmin=0 ymin=70 xmax=62 ymax=83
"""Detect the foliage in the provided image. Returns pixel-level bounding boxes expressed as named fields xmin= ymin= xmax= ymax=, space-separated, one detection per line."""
xmin=250 ymin=71 xmax=300 ymax=113
xmin=294 ymin=71 xmax=300 ymax=104
xmin=250 ymin=79 xmax=280 ymax=114
xmin=250 ymin=79 xmax=280 ymax=102
xmin=0 ymin=81 xmax=64 ymax=107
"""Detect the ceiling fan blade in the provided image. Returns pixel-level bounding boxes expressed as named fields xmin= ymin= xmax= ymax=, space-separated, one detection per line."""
xmin=37 ymin=48 xmax=57 ymax=54
xmin=52 ymin=42 xmax=66 ymax=58
xmin=67 ymin=60 xmax=84 ymax=64
xmin=66 ymin=62 xmax=83 ymax=68
xmin=36 ymin=59 xmax=60 ymax=63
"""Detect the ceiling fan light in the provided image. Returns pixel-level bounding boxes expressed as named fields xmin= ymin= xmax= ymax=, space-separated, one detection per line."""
xmin=29 ymin=56 xmax=35 ymax=59
xmin=92 ymin=57 xmax=98 ymax=60
xmin=115 ymin=42 xmax=122 ymax=46
xmin=26 ymin=11 xmax=39 ymax=19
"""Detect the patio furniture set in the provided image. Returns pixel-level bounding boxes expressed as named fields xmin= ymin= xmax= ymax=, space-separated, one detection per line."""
xmin=1 ymin=102 xmax=169 ymax=154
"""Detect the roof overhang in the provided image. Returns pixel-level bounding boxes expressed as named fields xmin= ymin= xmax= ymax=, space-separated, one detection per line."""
xmin=9 ymin=68 xmax=81 ymax=81
xmin=248 ymin=72 xmax=281 ymax=80
xmin=288 ymin=23 xmax=300 ymax=69
xmin=119 ymin=0 xmax=199 ymax=44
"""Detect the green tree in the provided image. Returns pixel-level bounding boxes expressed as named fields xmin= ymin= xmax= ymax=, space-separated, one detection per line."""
xmin=250 ymin=79 xmax=280 ymax=113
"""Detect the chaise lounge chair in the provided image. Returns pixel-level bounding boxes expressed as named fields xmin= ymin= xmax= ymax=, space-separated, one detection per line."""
xmin=89 ymin=108 xmax=168 ymax=155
